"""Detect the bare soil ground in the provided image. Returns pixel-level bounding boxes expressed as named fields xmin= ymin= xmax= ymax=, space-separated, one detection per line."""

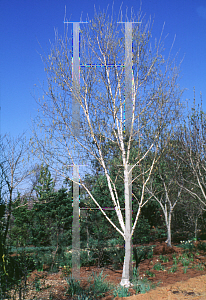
xmin=5 ymin=240 xmax=206 ymax=299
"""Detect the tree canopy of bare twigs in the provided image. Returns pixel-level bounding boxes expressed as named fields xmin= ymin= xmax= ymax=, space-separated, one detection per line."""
xmin=0 ymin=133 xmax=31 ymax=255
xmin=30 ymin=8 xmax=184 ymax=286
xmin=177 ymin=91 xmax=206 ymax=209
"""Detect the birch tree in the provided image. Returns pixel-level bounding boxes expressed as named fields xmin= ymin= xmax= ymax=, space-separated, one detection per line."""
xmin=177 ymin=92 xmax=206 ymax=209
xmin=31 ymin=9 xmax=183 ymax=287
xmin=145 ymin=139 xmax=184 ymax=247
xmin=0 ymin=133 xmax=31 ymax=247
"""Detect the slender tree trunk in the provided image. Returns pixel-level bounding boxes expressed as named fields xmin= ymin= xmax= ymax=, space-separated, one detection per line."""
xmin=0 ymin=201 xmax=6 ymax=275
xmin=194 ymin=217 xmax=198 ymax=239
xmin=166 ymin=212 xmax=172 ymax=247
xmin=3 ymin=189 xmax=12 ymax=246
xmin=120 ymin=166 xmax=133 ymax=287
xmin=86 ymin=211 xmax=90 ymax=258
xmin=51 ymin=232 xmax=59 ymax=271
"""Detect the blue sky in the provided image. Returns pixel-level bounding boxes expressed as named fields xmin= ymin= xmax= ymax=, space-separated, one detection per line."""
xmin=0 ymin=0 xmax=206 ymax=140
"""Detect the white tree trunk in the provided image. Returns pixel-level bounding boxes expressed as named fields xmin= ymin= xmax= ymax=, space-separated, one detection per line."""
xmin=120 ymin=235 xmax=133 ymax=287
xmin=120 ymin=166 xmax=133 ymax=287
xmin=166 ymin=212 xmax=172 ymax=247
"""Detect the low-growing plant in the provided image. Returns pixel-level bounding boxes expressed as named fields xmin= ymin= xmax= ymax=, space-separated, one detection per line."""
xmin=65 ymin=271 xmax=114 ymax=300
xmin=196 ymin=263 xmax=204 ymax=271
xmin=153 ymin=262 xmax=164 ymax=271
xmin=179 ymin=240 xmax=195 ymax=252
xmin=65 ymin=276 xmax=83 ymax=297
xmin=132 ymin=266 xmax=139 ymax=280
xmin=34 ymin=278 xmax=41 ymax=292
xmin=181 ymin=258 xmax=190 ymax=267
xmin=87 ymin=270 xmax=114 ymax=298
xmin=159 ymin=255 xmax=169 ymax=263
xmin=37 ymin=265 xmax=44 ymax=272
xmin=188 ymin=253 xmax=194 ymax=261
xmin=145 ymin=270 xmax=155 ymax=277
xmin=134 ymin=277 xmax=156 ymax=294
xmin=182 ymin=252 xmax=188 ymax=259
xmin=131 ymin=267 xmax=159 ymax=294
xmin=168 ymin=265 xmax=177 ymax=273
xmin=173 ymin=257 xmax=178 ymax=265
xmin=178 ymin=255 xmax=183 ymax=261
xmin=147 ymin=249 xmax=154 ymax=259
xmin=65 ymin=270 xmax=115 ymax=300
xmin=183 ymin=266 xmax=188 ymax=274
xmin=112 ymin=285 xmax=131 ymax=297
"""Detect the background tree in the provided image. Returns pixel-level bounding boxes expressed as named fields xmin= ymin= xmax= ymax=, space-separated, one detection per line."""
xmin=145 ymin=138 xmax=184 ymax=247
xmin=31 ymin=9 xmax=184 ymax=286
xmin=177 ymin=92 xmax=206 ymax=209
xmin=0 ymin=169 xmax=8 ymax=286
xmin=0 ymin=133 xmax=31 ymax=265
xmin=29 ymin=165 xmax=73 ymax=250
xmin=9 ymin=192 xmax=32 ymax=248
xmin=174 ymin=193 xmax=204 ymax=240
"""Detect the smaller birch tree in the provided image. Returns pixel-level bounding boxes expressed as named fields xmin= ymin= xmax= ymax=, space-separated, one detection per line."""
xmin=145 ymin=140 xmax=184 ymax=247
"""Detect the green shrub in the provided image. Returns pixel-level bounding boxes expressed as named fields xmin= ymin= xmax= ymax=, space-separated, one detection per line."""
xmin=80 ymin=249 xmax=96 ymax=267
xmin=150 ymin=226 xmax=167 ymax=241
xmin=132 ymin=216 xmax=151 ymax=244
xmin=0 ymin=248 xmax=36 ymax=299
xmin=197 ymin=241 xmax=206 ymax=252
xmin=107 ymin=238 xmax=120 ymax=247
xmin=108 ymin=247 xmax=125 ymax=269
xmin=133 ymin=246 xmax=153 ymax=268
